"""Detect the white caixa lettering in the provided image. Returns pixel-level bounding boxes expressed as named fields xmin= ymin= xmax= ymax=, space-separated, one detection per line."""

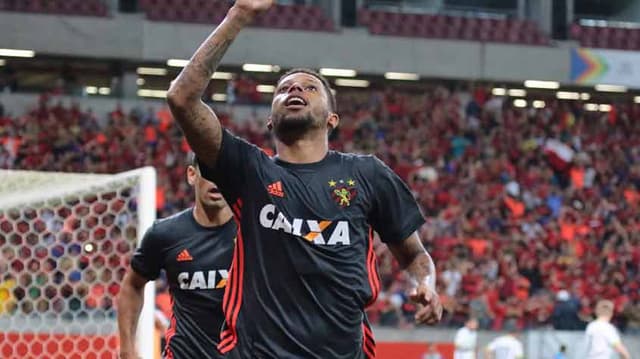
xmin=258 ymin=204 xmax=351 ymax=245
xmin=177 ymin=270 xmax=229 ymax=290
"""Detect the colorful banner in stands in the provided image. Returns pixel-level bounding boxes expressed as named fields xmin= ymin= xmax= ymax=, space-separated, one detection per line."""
xmin=571 ymin=48 xmax=640 ymax=88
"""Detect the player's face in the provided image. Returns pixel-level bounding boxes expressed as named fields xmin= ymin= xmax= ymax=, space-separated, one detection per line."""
xmin=187 ymin=166 xmax=227 ymax=210
xmin=269 ymin=73 xmax=336 ymax=141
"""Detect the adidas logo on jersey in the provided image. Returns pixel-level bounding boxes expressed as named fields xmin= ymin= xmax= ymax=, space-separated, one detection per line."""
xmin=178 ymin=270 xmax=229 ymax=290
xmin=259 ymin=204 xmax=350 ymax=245
xmin=267 ymin=181 xmax=285 ymax=198
xmin=176 ymin=249 xmax=193 ymax=262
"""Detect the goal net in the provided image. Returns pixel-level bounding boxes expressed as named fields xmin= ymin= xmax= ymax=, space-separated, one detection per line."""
xmin=0 ymin=167 xmax=157 ymax=359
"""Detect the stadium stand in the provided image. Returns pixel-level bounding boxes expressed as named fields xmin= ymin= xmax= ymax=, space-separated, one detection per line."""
xmin=139 ymin=0 xmax=334 ymax=31
xmin=0 ymin=0 xmax=108 ymax=17
xmin=2 ymin=85 xmax=640 ymax=333
xmin=358 ymin=9 xmax=550 ymax=45
xmin=570 ymin=22 xmax=640 ymax=51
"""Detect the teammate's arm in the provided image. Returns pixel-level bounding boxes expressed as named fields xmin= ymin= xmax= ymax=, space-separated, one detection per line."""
xmin=118 ymin=223 xmax=162 ymax=359
xmin=387 ymin=233 xmax=442 ymax=325
xmin=166 ymin=0 xmax=273 ymax=168
xmin=117 ymin=270 xmax=149 ymax=359
xmin=613 ymin=341 xmax=631 ymax=359
xmin=484 ymin=340 xmax=497 ymax=359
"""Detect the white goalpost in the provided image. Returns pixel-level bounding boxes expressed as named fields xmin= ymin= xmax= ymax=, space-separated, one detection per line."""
xmin=0 ymin=167 xmax=156 ymax=359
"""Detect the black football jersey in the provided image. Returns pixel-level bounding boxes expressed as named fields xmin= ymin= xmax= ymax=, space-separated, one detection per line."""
xmin=131 ymin=208 xmax=236 ymax=359
xmin=201 ymin=130 xmax=424 ymax=359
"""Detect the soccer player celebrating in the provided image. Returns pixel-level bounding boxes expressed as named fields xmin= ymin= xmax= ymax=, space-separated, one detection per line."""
xmin=117 ymin=154 xmax=236 ymax=359
xmin=166 ymin=1 xmax=443 ymax=357
xmin=584 ymin=300 xmax=631 ymax=359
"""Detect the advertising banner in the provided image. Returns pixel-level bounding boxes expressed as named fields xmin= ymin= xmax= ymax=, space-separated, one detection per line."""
xmin=570 ymin=48 xmax=640 ymax=88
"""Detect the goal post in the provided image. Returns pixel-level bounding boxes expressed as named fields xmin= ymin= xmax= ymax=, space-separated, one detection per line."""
xmin=0 ymin=167 xmax=156 ymax=359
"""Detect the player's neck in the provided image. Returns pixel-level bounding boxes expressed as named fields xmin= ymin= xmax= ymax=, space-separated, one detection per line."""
xmin=192 ymin=204 xmax=233 ymax=227
xmin=274 ymin=131 xmax=328 ymax=164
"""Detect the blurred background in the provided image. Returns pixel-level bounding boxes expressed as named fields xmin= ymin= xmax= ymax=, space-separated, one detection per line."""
xmin=1 ymin=0 xmax=640 ymax=358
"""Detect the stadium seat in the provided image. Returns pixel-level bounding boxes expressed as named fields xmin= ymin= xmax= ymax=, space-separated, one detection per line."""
xmin=570 ymin=23 xmax=582 ymax=39
xmin=490 ymin=27 xmax=507 ymax=42
xmin=358 ymin=9 xmax=372 ymax=26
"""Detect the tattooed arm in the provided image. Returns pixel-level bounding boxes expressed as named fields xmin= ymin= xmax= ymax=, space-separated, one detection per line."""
xmin=167 ymin=0 xmax=274 ymax=168
xmin=387 ymin=232 xmax=442 ymax=324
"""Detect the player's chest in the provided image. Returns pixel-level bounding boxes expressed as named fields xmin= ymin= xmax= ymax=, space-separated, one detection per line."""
xmin=164 ymin=238 xmax=233 ymax=291
xmin=250 ymin=165 xmax=372 ymax=217
xmin=245 ymin=167 xmax=373 ymax=247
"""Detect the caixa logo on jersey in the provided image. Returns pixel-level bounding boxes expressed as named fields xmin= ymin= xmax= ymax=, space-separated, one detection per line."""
xmin=259 ymin=204 xmax=350 ymax=245
xmin=177 ymin=270 xmax=228 ymax=290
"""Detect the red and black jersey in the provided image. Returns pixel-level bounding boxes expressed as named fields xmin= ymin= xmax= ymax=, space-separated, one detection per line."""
xmin=131 ymin=208 xmax=236 ymax=359
xmin=201 ymin=130 xmax=424 ymax=359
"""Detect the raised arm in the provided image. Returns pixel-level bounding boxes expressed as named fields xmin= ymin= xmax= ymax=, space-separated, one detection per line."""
xmin=166 ymin=0 xmax=273 ymax=168
xmin=387 ymin=232 xmax=442 ymax=325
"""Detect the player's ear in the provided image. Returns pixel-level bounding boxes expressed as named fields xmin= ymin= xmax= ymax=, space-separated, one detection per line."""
xmin=267 ymin=116 xmax=273 ymax=131
xmin=327 ymin=112 xmax=339 ymax=131
xmin=186 ymin=165 xmax=196 ymax=186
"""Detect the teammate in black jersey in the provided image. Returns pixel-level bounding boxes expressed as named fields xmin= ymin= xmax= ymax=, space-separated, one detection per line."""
xmin=117 ymin=154 xmax=236 ymax=359
xmin=166 ymin=1 xmax=443 ymax=358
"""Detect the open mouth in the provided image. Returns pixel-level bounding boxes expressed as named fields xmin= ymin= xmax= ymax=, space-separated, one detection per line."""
xmin=285 ymin=95 xmax=307 ymax=108
xmin=207 ymin=187 xmax=224 ymax=201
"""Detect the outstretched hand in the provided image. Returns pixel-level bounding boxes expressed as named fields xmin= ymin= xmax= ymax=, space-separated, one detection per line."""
xmin=408 ymin=283 xmax=443 ymax=325
xmin=232 ymin=0 xmax=275 ymax=16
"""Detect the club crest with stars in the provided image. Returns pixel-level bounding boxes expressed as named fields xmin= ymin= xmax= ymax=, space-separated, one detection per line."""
xmin=328 ymin=178 xmax=357 ymax=208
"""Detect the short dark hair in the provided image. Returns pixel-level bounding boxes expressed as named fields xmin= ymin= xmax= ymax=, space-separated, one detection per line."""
xmin=277 ymin=68 xmax=337 ymax=113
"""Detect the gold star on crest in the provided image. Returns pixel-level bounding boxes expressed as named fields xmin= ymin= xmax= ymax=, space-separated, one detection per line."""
xmin=347 ymin=179 xmax=356 ymax=186
xmin=328 ymin=180 xmax=337 ymax=187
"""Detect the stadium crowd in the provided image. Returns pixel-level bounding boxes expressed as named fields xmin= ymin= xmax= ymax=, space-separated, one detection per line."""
xmin=1 ymin=83 xmax=640 ymax=333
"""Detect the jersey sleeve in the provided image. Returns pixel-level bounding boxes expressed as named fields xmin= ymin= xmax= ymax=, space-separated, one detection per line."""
xmin=130 ymin=223 xmax=163 ymax=280
xmin=454 ymin=329 xmax=464 ymax=347
xmin=487 ymin=338 xmax=498 ymax=351
xmin=368 ymin=157 xmax=425 ymax=243
xmin=604 ymin=325 xmax=622 ymax=345
xmin=515 ymin=342 xmax=524 ymax=358
xmin=198 ymin=129 xmax=261 ymax=204
xmin=454 ymin=329 xmax=474 ymax=350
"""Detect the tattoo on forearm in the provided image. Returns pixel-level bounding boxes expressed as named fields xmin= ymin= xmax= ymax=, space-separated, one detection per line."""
xmin=175 ymin=37 xmax=233 ymax=98
xmin=200 ymin=39 xmax=232 ymax=75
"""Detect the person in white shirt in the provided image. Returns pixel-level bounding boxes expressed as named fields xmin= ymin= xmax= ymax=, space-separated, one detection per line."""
xmin=454 ymin=317 xmax=478 ymax=359
xmin=585 ymin=299 xmax=631 ymax=359
xmin=442 ymin=261 xmax=462 ymax=297
xmin=485 ymin=330 xmax=524 ymax=359
xmin=422 ymin=343 xmax=443 ymax=359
